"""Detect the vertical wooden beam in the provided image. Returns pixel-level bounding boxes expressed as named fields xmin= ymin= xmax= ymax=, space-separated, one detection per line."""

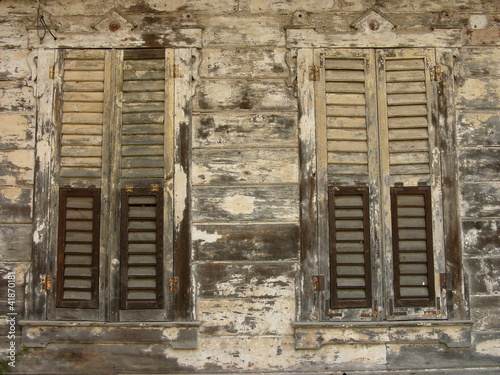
xmin=31 ymin=49 xmax=56 ymax=320
xmin=436 ymin=48 xmax=468 ymax=320
xmin=174 ymin=48 xmax=194 ymax=321
xmin=297 ymin=48 xmax=318 ymax=321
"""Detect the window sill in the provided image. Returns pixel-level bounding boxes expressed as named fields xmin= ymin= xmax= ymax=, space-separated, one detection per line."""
xmin=292 ymin=320 xmax=474 ymax=349
xmin=19 ymin=320 xmax=200 ymax=349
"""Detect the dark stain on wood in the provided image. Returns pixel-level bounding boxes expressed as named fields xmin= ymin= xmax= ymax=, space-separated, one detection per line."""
xmin=193 ymin=224 xmax=299 ymax=261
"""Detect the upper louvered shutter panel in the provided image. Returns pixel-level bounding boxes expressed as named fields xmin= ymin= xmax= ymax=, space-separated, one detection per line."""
xmin=391 ymin=186 xmax=435 ymax=307
xmin=328 ymin=186 xmax=371 ymax=308
xmin=121 ymin=189 xmax=164 ymax=309
xmin=377 ymin=49 xmax=436 ymax=186
xmin=120 ymin=49 xmax=168 ymax=186
xmin=323 ymin=50 xmax=378 ymax=186
xmin=58 ymin=50 xmax=109 ymax=187
xmin=56 ymin=188 xmax=100 ymax=308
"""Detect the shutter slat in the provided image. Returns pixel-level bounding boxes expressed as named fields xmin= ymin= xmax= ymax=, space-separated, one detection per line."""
xmin=121 ymin=189 xmax=164 ymax=310
xmin=329 ymin=186 xmax=371 ymax=309
xmin=57 ymin=188 xmax=100 ymax=309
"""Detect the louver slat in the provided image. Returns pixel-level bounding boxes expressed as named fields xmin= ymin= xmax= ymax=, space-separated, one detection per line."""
xmin=120 ymin=49 xmax=166 ymax=185
xmin=59 ymin=50 xmax=106 ymax=186
xmin=329 ymin=186 xmax=371 ymax=308
xmin=121 ymin=189 xmax=164 ymax=310
xmin=391 ymin=187 xmax=435 ymax=307
xmin=56 ymin=188 xmax=100 ymax=308
xmin=324 ymin=57 xmax=370 ymax=184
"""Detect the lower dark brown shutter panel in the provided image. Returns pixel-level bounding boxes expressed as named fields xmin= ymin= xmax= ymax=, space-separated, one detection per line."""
xmin=328 ymin=186 xmax=372 ymax=309
xmin=56 ymin=188 xmax=101 ymax=308
xmin=391 ymin=186 xmax=435 ymax=307
xmin=121 ymin=188 xmax=164 ymax=310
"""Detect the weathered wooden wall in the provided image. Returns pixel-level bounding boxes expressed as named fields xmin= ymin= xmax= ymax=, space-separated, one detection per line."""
xmin=0 ymin=0 xmax=499 ymax=373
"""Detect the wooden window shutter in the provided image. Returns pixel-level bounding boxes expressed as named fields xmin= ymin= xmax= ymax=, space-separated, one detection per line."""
xmin=376 ymin=49 xmax=437 ymax=186
xmin=56 ymin=188 xmax=100 ymax=308
xmin=58 ymin=49 xmax=110 ymax=188
xmin=391 ymin=186 xmax=435 ymax=307
xmin=321 ymin=51 xmax=377 ymax=186
xmin=121 ymin=188 xmax=164 ymax=309
xmin=328 ymin=186 xmax=372 ymax=308
xmin=120 ymin=49 xmax=169 ymax=186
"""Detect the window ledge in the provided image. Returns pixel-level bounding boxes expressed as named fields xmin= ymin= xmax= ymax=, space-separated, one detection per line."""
xmin=292 ymin=320 xmax=473 ymax=349
xmin=20 ymin=320 xmax=200 ymax=349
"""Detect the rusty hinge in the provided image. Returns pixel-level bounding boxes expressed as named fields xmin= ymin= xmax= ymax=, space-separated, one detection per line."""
xmin=430 ymin=66 xmax=442 ymax=82
xmin=125 ymin=185 xmax=134 ymax=192
xmin=151 ymin=184 xmax=160 ymax=192
xmin=424 ymin=309 xmax=442 ymax=316
xmin=42 ymin=276 xmax=52 ymax=291
xmin=312 ymin=275 xmax=325 ymax=292
xmin=170 ymin=65 xmax=181 ymax=78
xmin=309 ymin=66 xmax=321 ymax=81
xmin=169 ymin=277 xmax=179 ymax=292
xmin=361 ymin=300 xmax=378 ymax=318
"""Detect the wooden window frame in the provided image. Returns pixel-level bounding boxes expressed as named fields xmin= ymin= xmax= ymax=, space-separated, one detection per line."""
xmin=29 ymin=47 xmax=195 ymax=323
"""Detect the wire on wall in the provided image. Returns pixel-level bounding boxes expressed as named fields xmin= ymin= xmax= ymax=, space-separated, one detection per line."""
xmin=36 ymin=0 xmax=57 ymax=42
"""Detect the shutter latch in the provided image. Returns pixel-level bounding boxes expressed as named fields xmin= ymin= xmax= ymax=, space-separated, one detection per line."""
xmin=42 ymin=276 xmax=52 ymax=291
xmin=430 ymin=66 xmax=442 ymax=82
xmin=309 ymin=66 xmax=321 ymax=81
xmin=169 ymin=277 xmax=179 ymax=292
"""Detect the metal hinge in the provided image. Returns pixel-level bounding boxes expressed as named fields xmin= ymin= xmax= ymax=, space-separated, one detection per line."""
xmin=309 ymin=66 xmax=321 ymax=81
xmin=430 ymin=65 xmax=442 ymax=82
xmin=312 ymin=275 xmax=325 ymax=291
xmin=42 ymin=276 xmax=52 ymax=291
xmin=361 ymin=300 xmax=378 ymax=318
xmin=169 ymin=277 xmax=179 ymax=292
xmin=125 ymin=185 xmax=134 ymax=192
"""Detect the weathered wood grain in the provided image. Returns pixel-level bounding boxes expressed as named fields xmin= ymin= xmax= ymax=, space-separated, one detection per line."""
xmin=193 ymin=113 xmax=297 ymax=148
xmin=193 ymin=223 xmax=299 ymax=261
xmin=192 ymin=148 xmax=299 ymax=185
xmin=199 ymin=48 xmax=288 ymax=78
xmin=470 ymin=295 xmax=500 ymax=330
xmin=0 ymin=149 xmax=35 ymax=186
xmin=0 ymin=187 xmax=32 ymax=223
xmin=457 ymin=78 xmax=500 ymax=109
xmin=192 ymin=186 xmax=299 ymax=223
xmin=0 ymin=114 xmax=34 ymax=149
xmin=457 ymin=112 xmax=500 ymax=147
xmin=194 ymin=262 xmax=297 ymax=298
xmin=460 ymin=47 xmax=500 ymax=77
xmin=203 ymin=16 xmax=286 ymax=46
xmin=464 ymin=257 xmax=500 ymax=295
xmin=462 ymin=220 xmax=500 ymax=257
xmin=198 ymin=298 xmax=294 ymax=336
xmin=460 ymin=183 xmax=500 ymax=218
xmin=0 ymin=224 xmax=32 ymax=261
xmin=459 ymin=148 xmax=500 ymax=181
xmin=194 ymin=79 xmax=297 ymax=111
xmin=0 ymin=81 xmax=35 ymax=112
xmin=0 ymin=49 xmax=31 ymax=80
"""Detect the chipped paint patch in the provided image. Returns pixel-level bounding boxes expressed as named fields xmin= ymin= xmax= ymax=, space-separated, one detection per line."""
xmin=192 ymin=227 xmax=223 ymax=244
xmin=222 ymin=194 xmax=255 ymax=215
xmin=476 ymin=339 xmax=500 ymax=356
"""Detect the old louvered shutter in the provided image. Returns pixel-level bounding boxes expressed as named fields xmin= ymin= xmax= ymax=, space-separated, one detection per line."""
xmin=328 ymin=186 xmax=371 ymax=308
xmin=117 ymin=49 xmax=173 ymax=313
xmin=391 ymin=186 xmax=435 ymax=307
xmin=56 ymin=188 xmax=100 ymax=308
xmin=316 ymin=49 xmax=379 ymax=318
xmin=54 ymin=50 xmax=110 ymax=314
xmin=377 ymin=49 xmax=445 ymax=318
xmin=121 ymin=189 xmax=164 ymax=309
